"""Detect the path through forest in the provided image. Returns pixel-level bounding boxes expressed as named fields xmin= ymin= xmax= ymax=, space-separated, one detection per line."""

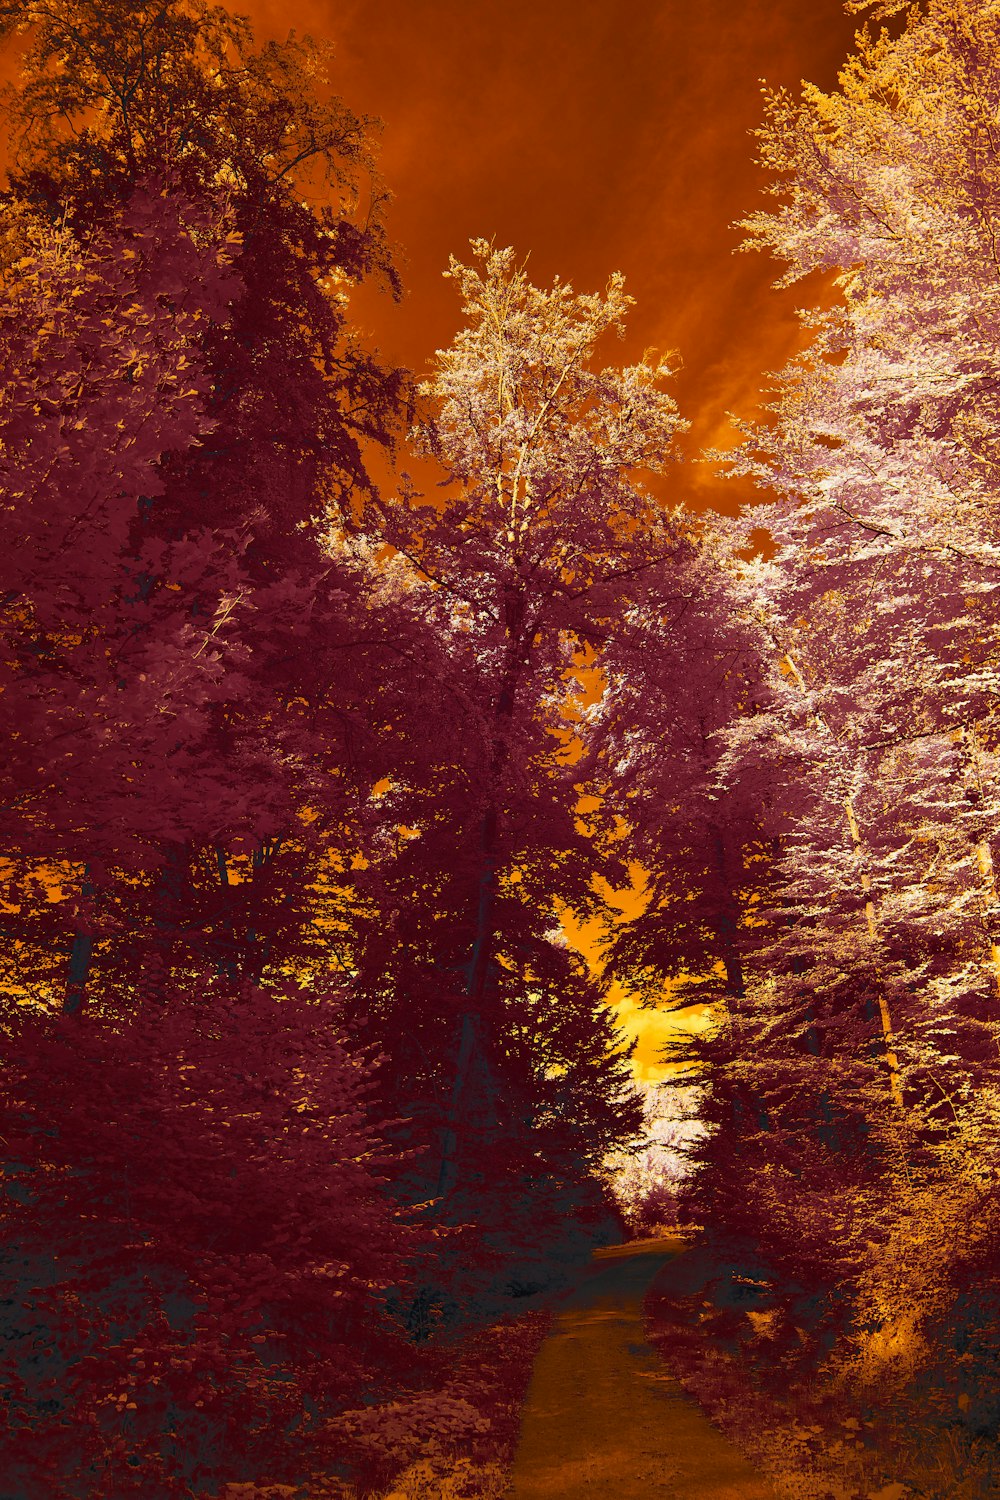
xmin=507 ymin=1236 xmax=780 ymax=1499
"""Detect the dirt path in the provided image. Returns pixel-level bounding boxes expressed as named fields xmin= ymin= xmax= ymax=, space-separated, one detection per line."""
xmin=506 ymin=1237 xmax=781 ymax=1499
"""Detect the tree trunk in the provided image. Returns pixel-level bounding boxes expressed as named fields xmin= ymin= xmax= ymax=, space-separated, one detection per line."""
xmin=975 ymin=839 xmax=1000 ymax=1001
xmin=146 ymin=841 xmax=190 ymax=1004
xmin=781 ymin=651 xmax=902 ymax=1108
xmin=435 ymin=1011 xmax=479 ymax=1198
xmin=844 ymin=795 xmax=903 ymax=1109
xmin=711 ymin=828 xmax=745 ymax=1001
xmin=953 ymin=725 xmax=1000 ymax=1001
xmin=64 ymin=938 xmax=94 ymax=1016
xmin=63 ymin=870 xmax=94 ymax=1016
xmin=437 ymin=601 xmax=525 ymax=1197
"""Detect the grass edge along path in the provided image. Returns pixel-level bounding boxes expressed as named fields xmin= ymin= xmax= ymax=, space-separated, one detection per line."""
xmin=644 ymin=1235 xmax=1000 ymax=1500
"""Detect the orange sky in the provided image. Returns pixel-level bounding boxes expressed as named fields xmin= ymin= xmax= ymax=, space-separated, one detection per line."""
xmin=251 ymin=0 xmax=858 ymax=510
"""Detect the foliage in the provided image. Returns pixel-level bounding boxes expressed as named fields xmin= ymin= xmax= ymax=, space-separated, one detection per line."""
xmin=0 ymin=0 xmax=405 ymax=522
xmin=0 ymin=5 xmax=669 ymax=1488
xmin=631 ymin=1 xmax=1000 ymax=1480
xmin=0 ymin=0 xmax=412 ymax=1015
xmin=645 ymin=1237 xmax=1000 ymax=1500
xmin=23 ymin=0 xmax=1000 ymax=1488
xmin=0 ymin=984 xmax=415 ymax=1498
xmin=607 ymin=1082 xmax=704 ymax=1236
xmin=348 ymin=242 xmax=686 ymax=1294
xmin=0 ymin=184 xmax=238 ymax=869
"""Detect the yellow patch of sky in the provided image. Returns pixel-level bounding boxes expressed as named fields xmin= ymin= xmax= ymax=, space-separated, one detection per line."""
xmin=558 ymin=864 xmax=715 ymax=1083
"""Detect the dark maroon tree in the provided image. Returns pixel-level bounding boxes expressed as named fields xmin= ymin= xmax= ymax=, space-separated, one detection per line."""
xmin=0 ymin=0 xmax=414 ymax=1008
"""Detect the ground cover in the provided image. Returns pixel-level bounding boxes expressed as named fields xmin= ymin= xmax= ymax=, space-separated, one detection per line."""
xmin=644 ymin=1235 xmax=1000 ymax=1500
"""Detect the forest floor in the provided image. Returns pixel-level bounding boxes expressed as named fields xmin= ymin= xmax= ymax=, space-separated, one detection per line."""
xmin=504 ymin=1235 xmax=780 ymax=1499
xmin=376 ymin=1232 xmax=1000 ymax=1499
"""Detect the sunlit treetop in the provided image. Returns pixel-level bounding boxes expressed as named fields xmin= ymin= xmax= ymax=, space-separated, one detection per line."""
xmin=393 ymin=240 xmax=687 ymax=648
xmin=745 ymin=0 xmax=1000 ymax=291
xmin=728 ymin=0 xmax=1000 ymax=572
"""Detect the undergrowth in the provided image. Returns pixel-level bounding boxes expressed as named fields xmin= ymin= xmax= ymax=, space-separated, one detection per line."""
xmin=643 ymin=1234 xmax=1000 ymax=1500
xmin=216 ymin=1308 xmax=549 ymax=1500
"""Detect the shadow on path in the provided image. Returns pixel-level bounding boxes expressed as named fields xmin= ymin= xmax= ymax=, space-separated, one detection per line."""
xmin=506 ymin=1236 xmax=780 ymax=1499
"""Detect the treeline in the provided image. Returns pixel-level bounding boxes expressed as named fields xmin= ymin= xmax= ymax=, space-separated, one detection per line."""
xmin=0 ymin=0 xmax=718 ymax=1494
xmin=607 ymin=0 xmax=1000 ymax=1473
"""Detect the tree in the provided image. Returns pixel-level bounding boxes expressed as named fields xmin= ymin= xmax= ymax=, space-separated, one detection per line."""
xmin=724 ymin=0 xmax=1000 ymax=1116
xmin=670 ymin=0 xmax=1000 ymax=1401
xmin=1 ymin=0 xmax=405 ymax=532
xmin=593 ymin=527 xmax=770 ymax=1008
xmin=0 ymin=0 xmax=415 ymax=1009
xmin=0 ymin=181 xmax=255 ymax=1009
xmin=347 ymin=242 xmax=687 ymax=1290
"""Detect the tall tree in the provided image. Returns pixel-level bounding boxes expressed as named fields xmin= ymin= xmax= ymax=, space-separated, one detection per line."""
xmin=672 ymin=0 xmax=1000 ymax=1388
xmin=0 ymin=182 xmax=254 ymax=1010
xmin=0 ymin=0 xmax=414 ymax=1006
xmin=350 ymin=243 xmax=685 ymax=1272
xmin=724 ymin=0 xmax=1000 ymax=1112
xmin=594 ymin=529 xmax=770 ymax=1010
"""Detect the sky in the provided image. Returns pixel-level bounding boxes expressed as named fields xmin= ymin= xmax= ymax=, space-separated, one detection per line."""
xmin=251 ymin=0 xmax=861 ymax=511
xmin=246 ymin=0 xmax=864 ymax=1074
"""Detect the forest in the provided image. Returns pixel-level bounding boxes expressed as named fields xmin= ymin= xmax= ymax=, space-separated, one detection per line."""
xmin=2 ymin=0 xmax=1000 ymax=1496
